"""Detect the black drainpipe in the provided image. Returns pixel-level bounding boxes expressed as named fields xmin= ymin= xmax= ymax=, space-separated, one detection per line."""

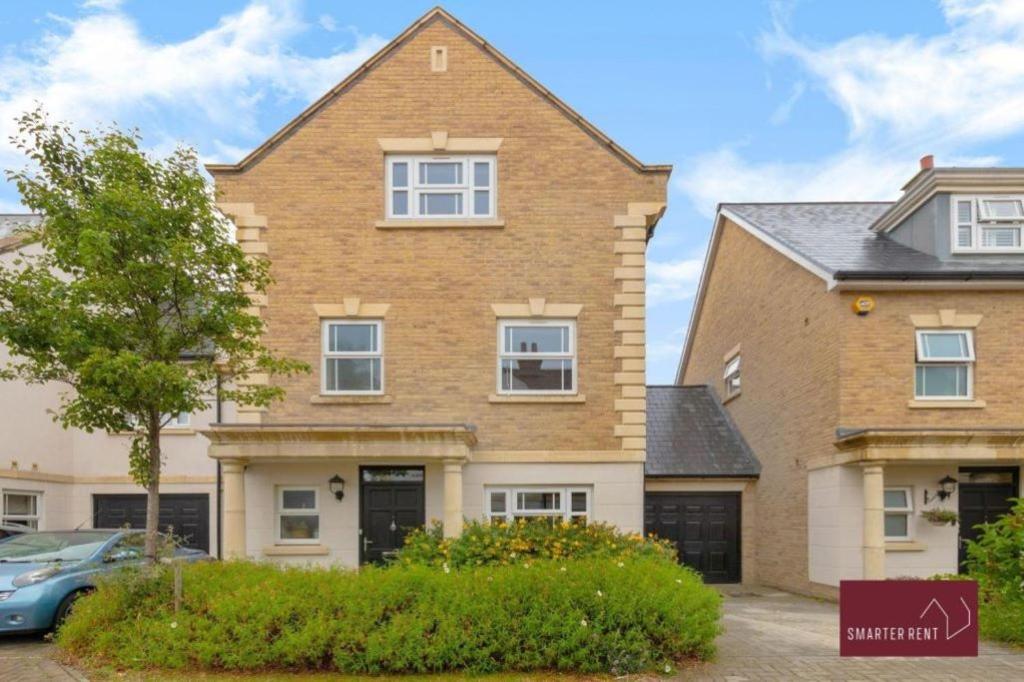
xmin=215 ymin=373 xmax=223 ymax=560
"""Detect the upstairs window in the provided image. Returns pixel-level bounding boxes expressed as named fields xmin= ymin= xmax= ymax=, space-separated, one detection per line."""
xmin=387 ymin=155 xmax=495 ymax=219
xmin=498 ymin=320 xmax=575 ymax=394
xmin=952 ymin=195 xmax=1024 ymax=252
xmin=723 ymin=354 xmax=741 ymax=399
xmin=322 ymin=320 xmax=383 ymax=394
xmin=914 ymin=330 xmax=974 ymax=399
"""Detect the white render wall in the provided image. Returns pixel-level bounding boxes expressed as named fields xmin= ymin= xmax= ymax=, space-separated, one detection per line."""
xmin=242 ymin=460 xmax=643 ymax=567
xmin=808 ymin=462 xmax=1017 ymax=586
xmin=808 ymin=464 xmax=863 ymax=586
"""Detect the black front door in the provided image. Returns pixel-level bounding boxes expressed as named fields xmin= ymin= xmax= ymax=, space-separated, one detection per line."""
xmin=644 ymin=492 xmax=741 ymax=583
xmin=93 ymin=493 xmax=210 ymax=552
xmin=359 ymin=467 xmax=425 ymax=564
xmin=958 ymin=467 xmax=1019 ymax=572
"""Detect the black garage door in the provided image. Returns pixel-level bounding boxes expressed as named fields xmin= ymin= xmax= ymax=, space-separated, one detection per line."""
xmin=93 ymin=494 xmax=210 ymax=553
xmin=644 ymin=492 xmax=741 ymax=583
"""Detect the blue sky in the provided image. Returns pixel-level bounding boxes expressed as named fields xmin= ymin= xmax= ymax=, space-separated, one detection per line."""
xmin=1 ymin=0 xmax=1022 ymax=382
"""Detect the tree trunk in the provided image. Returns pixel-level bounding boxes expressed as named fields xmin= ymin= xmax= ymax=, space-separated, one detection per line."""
xmin=144 ymin=411 xmax=162 ymax=563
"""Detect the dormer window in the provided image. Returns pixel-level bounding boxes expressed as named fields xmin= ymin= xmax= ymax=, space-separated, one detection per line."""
xmin=952 ymin=195 xmax=1024 ymax=252
xmin=386 ymin=155 xmax=496 ymax=219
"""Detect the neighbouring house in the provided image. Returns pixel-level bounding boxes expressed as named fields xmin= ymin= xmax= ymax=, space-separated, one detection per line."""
xmin=203 ymin=7 xmax=669 ymax=565
xmin=0 ymin=215 xmax=222 ymax=554
xmin=678 ymin=157 xmax=1024 ymax=596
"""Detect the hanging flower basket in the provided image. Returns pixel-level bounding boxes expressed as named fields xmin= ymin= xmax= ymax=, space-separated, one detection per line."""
xmin=921 ymin=508 xmax=958 ymax=526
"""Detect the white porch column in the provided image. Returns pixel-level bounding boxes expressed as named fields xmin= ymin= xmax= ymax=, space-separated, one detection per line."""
xmin=442 ymin=458 xmax=464 ymax=538
xmin=222 ymin=459 xmax=248 ymax=559
xmin=862 ymin=463 xmax=886 ymax=579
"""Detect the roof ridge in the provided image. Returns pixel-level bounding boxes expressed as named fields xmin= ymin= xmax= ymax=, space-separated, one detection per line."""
xmin=206 ymin=6 xmax=669 ymax=176
xmin=722 ymin=201 xmax=894 ymax=206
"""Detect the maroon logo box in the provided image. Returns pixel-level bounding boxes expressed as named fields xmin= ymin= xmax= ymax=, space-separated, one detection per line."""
xmin=840 ymin=580 xmax=978 ymax=657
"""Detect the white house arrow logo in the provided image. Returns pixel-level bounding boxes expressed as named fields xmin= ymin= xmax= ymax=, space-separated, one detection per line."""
xmin=920 ymin=597 xmax=972 ymax=640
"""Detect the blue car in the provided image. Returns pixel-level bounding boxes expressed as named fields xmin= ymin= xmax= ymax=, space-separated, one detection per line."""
xmin=0 ymin=529 xmax=209 ymax=633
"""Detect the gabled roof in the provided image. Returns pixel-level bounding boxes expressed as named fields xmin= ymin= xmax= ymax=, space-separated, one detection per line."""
xmin=206 ymin=7 xmax=670 ymax=176
xmin=645 ymin=385 xmax=760 ymax=478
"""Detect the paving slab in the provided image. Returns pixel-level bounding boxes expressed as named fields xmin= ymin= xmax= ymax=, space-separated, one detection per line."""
xmin=680 ymin=586 xmax=1024 ymax=681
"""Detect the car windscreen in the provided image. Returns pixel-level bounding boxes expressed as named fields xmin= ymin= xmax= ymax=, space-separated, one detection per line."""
xmin=0 ymin=531 xmax=113 ymax=562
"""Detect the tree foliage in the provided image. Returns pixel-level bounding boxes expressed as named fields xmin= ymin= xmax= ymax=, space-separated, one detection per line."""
xmin=0 ymin=108 xmax=307 ymax=552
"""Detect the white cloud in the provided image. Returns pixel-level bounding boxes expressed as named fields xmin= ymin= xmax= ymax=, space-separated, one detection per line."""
xmin=319 ymin=15 xmax=337 ymax=32
xmin=676 ymin=0 xmax=1024 ymax=215
xmin=81 ymin=0 xmax=124 ymax=10
xmin=647 ymin=257 xmax=704 ymax=305
xmin=0 ymin=0 xmax=385 ymax=187
xmin=769 ymin=80 xmax=805 ymax=125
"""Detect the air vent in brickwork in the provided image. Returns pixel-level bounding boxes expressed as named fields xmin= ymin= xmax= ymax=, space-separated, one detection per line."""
xmin=431 ymin=46 xmax=448 ymax=72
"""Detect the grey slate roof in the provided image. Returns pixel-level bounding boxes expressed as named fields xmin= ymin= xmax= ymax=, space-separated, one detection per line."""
xmin=645 ymin=385 xmax=760 ymax=478
xmin=723 ymin=202 xmax=1024 ymax=279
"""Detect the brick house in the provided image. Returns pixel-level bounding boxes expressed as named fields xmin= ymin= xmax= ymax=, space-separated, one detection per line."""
xmin=204 ymin=7 xmax=668 ymax=564
xmin=678 ymin=157 xmax=1024 ymax=597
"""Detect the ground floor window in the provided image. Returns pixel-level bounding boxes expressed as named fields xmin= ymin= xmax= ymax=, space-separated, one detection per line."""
xmin=485 ymin=486 xmax=590 ymax=523
xmin=2 ymin=490 xmax=41 ymax=529
xmin=276 ymin=487 xmax=319 ymax=543
xmin=883 ymin=487 xmax=913 ymax=540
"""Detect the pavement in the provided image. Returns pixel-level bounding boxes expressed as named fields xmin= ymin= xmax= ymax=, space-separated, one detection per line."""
xmin=681 ymin=585 xmax=1024 ymax=680
xmin=0 ymin=634 xmax=82 ymax=681
xmin=1 ymin=587 xmax=1022 ymax=681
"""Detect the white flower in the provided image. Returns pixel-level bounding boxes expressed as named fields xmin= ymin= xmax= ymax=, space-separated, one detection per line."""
xmin=596 ymin=590 xmax=603 ymax=597
xmin=617 ymin=562 xmax=624 ymax=568
xmin=170 ymin=622 xmax=178 ymax=629
xmin=559 ymin=566 xmax=567 ymax=572
xmin=676 ymin=579 xmax=683 ymax=584
xmin=664 ymin=664 xmax=672 ymax=673
xmin=442 ymin=562 xmax=450 ymax=574
xmin=580 ymin=618 xmax=588 ymax=627
xmin=524 ymin=563 xmax=531 ymax=569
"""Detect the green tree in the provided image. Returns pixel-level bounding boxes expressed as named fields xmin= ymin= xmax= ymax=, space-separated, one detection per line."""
xmin=0 ymin=108 xmax=307 ymax=560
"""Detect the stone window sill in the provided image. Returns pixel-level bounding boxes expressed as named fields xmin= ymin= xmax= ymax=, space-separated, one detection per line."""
xmin=488 ymin=394 xmax=586 ymax=404
xmin=885 ymin=541 xmax=927 ymax=552
xmin=263 ymin=544 xmax=330 ymax=557
xmin=722 ymin=390 xmax=741 ymax=405
xmin=375 ymin=218 xmax=505 ymax=230
xmin=310 ymin=394 xmax=393 ymax=405
xmin=907 ymin=399 xmax=986 ymax=409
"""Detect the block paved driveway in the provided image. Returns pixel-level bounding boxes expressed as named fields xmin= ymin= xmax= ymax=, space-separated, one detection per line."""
xmin=0 ymin=635 xmax=82 ymax=681
xmin=681 ymin=586 xmax=1024 ymax=681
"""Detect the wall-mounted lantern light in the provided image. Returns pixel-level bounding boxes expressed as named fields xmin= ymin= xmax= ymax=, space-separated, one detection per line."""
xmin=328 ymin=474 xmax=346 ymax=501
xmin=923 ymin=475 xmax=957 ymax=504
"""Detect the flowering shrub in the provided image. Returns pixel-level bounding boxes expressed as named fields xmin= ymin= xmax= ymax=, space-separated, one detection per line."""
xmin=965 ymin=498 xmax=1024 ymax=643
xmin=397 ymin=518 xmax=676 ymax=567
xmin=57 ymin=556 xmax=720 ymax=674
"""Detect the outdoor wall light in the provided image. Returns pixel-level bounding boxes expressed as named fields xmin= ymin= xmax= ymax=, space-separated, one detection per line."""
xmin=923 ymin=475 xmax=957 ymax=504
xmin=328 ymin=474 xmax=346 ymax=501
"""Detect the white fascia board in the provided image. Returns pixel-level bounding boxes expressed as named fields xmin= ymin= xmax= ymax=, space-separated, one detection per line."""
xmin=674 ymin=208 xmax=837 ymax=384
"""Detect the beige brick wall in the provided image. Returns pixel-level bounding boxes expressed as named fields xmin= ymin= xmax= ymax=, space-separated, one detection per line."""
xmin=682 ymin=219 xmax=842 ymax=596
xmin=838 ymin=290 xmax=1024 ymax=427
xmin=211 ymin=17 xmax=666 ymax=453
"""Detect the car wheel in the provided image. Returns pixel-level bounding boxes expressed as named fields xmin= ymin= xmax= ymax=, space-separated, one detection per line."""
xmin=53 ymin=589 xmax=91 ymax=631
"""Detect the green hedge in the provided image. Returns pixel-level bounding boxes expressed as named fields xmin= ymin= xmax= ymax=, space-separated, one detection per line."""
xmin=397 ymin=518 xmax=676 ymax=567
xmin=57 ymin=556 xmax=721 ymax=675
xmin=965 ymin=498 xmax=1024 ymax=644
